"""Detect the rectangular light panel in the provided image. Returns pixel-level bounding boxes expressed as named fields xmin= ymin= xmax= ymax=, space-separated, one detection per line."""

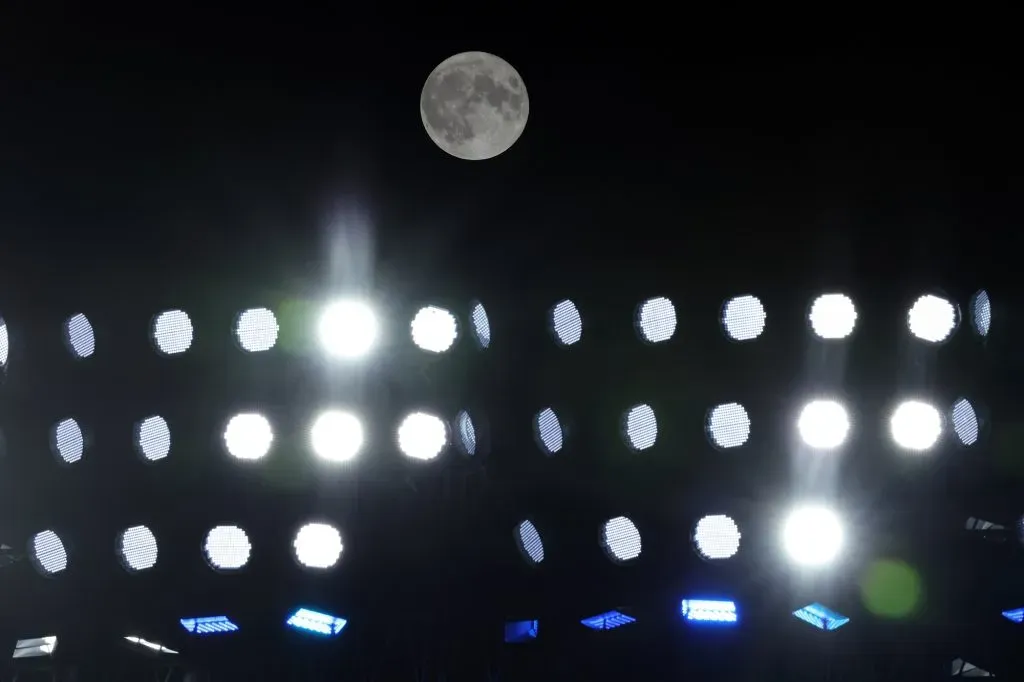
xmin=285 ymin=608 xmax=348 ymax=637
xmin=1002 ymin=607 xmax=1024 ymax=623
xmin=13 ymin=637 xmax=57 ymax=659
xmin=680 ymin=599 xmax=738 ymax=624
xmin=792 ymin=603 xmax=850 ymax=631
xmin=580 ymin=610 xmax=636 ymax=630
xmin=179 ymin=616 xmax=239 ymax=635
xmin=124 ymin=636 xmax=178 ymax=654
xmin=504 ymin=620 xmax=538 ymax=643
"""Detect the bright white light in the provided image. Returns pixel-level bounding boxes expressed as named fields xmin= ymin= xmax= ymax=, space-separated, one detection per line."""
xmin=136 ymin=416 xmax=171 ymax=462
xmin=223 ymin=413 xmax=273 ymax=460
xmin=722 ymin=295 xmax=766 ymax=341
xmin=235 ymin=307 xmax=279 ymax=352
xmin=317 ymin=299 xmax=377 ymax=359
xmin=907 ymin=294 xmax=957 ymax=343
xmin=808 ymin=294 xmax=857 ymax=339
xmin=636 ymin=296 xmax=677 ymax=343
xmin=203 ymin=525 xmax=251 ymax=571
xmin=890 ymin=400 xmax=942 ymax=451
xmin=52 ymin=418 xmax=84 ymax=464
xmin=293 ymin=522 xmax=343 ymax=569
xmin=623 ymin=403 xmax=658 ymax=451
xmin=797 ymin=400 xmax=850 ymax=450
xmin=693 ymin=514 xmax=741 ymax=560
xmin=781 ymin=505 xmax=843 ymax=567
xmin=534 ymin=407 xmax=564 ymax=455
xmin=118 ymin=525 xmax=158 ymax=572
xmin=600 ymin=516 xmax=642 ymax=563
xmin=550 ymin=299 xmax=583 ymax=346
xmin=65 ymin=313 xmax=95 ymax=358
xmin=310 ymin=410 xmax=364 ymax=462
xmin=30 ymin=530 xmax=68 ymax=576
xmin=152 ymin=310 xmax=193 ymax=355
xmin=124 ymin=636 xmax=177 ymax=654
xmin=410 ymin=305 xmax=458 ymax=353
xmin=707 ymin=403 xmax=751 ymax=448
xmin=397 ymin=412 xmax=448 ymax=461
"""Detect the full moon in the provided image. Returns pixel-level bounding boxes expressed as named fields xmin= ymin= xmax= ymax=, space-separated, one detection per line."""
xmin=420 ymin=51 xmax=529 ymax=161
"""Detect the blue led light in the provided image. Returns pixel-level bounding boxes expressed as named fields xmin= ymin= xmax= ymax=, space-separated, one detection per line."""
xmin=680 ymin=599 xmax=738 ymax=624
xmin=504 ymin=620 xmax=538 ymax=643
xmin=179 ymin=616 xmax=239 ymax=635
xmin=285 ymin=608 xmax=348 ymax=637
xmin=580 ymin=610 xmax=636 ymax=630
xmin=1002 ymin=607 xmax=1024 ymax=623
xmin=792 ymin=603 xmax=849 ymax=631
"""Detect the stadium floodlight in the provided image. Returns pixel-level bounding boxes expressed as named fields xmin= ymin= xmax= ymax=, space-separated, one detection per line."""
xmin=808 ymin=293 xmax=857 ymax=339
xmin=135 ymin=415 xmax=171 ymax=462
xmin=969 ymin=289 xmax=991 ymax=337
xmin=693 ymin=515 xmax=741 ymax=560
xmin=1002 ymin=607 xmax=1024 ymax=623
xmin=680 ymin=599 xmax=738 ymax=624
xmin=513 ymin=520 xmax=545 ymax=565
xmin=580 ymin=610 xmax=635 ymax=630
xmin=203 ymin=525 xmax=251 ymax=571
xmin=907 ymin=293 xmax=958 ymax=343
xmin=123 ymin=636 xmax=177 ymax=654
xmin=285 ymin=608 xmax=348 ymax=637
xmin=293 ymin=522 xmax=343 ymax=569
xmin=317 ymin=299 xmax=377 ymax=360
xmin=600 ymin=516 xmax=642 ymax=564
xmin=890 ymin=400 xmax=942 ymax=451
xmin=549 ymin=299 xmax=583 ymax=346
xmin=781 ymin=505 xmax=843 ymax=567
xmin=410 ymin=305 xmax=458 ymax=353
xmin=635 ymin=296 xmax=677 ymax=344
xmin=117 ymin=525 xmax=158 ymax=572
xmin=223 ymin=413 xmax=273 ymax=460
xmin=12 ymin=637 xmax=57 ymax=659
xmin=51 ymin=417 xmax=85 ymax=464
xmin=504 ymin=620 xmax=538 ymax=643
xmin=64 ymin=313 xmax=95 ymax=358
xmin=796 ymin=399 xmax=850 ymax=450
xmin=722 ymin=295 xmax=766 ymax=341
xmin=180 ymin=616 xmax=238 ymax=635
xmin=234 ymin=307 xmax=279 ymax=353
xmin=792 ymin=603 xmax=849 ymax=631
xmin=29 ymin=530 xmax=68 ymax=576
xmin=151 ymin=309 xmax=194 ymax=355
xmin=397 ymin=412 xmax=448 ymax=461
xmin=310 ymin=410 xmax=364 ymax=462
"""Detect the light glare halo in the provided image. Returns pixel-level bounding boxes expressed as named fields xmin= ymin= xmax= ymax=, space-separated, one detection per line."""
xmin=310 ymin=410 xmax=364 ymax=463
xmin=797 ymin=399 xmax=850 ymax=450
xmin=781 ymin=505 xmax=844 ymax=567
xmin=890 ymin=400 xmax=943 ymax=451
xmin=317 ymin=299 xmax=377 ymax=359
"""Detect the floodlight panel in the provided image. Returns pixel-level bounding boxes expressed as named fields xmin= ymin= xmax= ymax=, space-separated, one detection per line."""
xmin=410 ymin=305 xmax=458 ymax=353
xmin=180 ymin=616 xmax=238 ymax=635
xmin=707 ymin=403 xmax=751 ymax=449
xmin=235 ymin=307 xmax=279 ymax=352
xmin=792 ymin=603 xmax=850 ymax=631
xmin=65 ymin=313 xmax=95 ymax=358
xmin=623 ymin=403 xmax=658 ymax=451
xmin=293 ymin=523 xmax=343 ymax=569
xmin=951 ymin=398 xmax=980 ymax=446
xmin=722 ymin=295 xmax=766 ymax=341
xmin=118 ymin=525 xmax=158 ymax=572
xmin=204 ymin=525 xmax=251 ymax=571
xmin=13 ymin=636 xmax=57 ymax=659
xmin=310 ymin=410 xmax=364 ymax=463
xmin=797 ymin=400 xmax=849 ymax=450
xmin=601 ymin=516 xmax=642 ymax=563
xmin=890 ymin=400 xmax=942 ymax=451
xmin=680 ymin=599 xmax=738 ymax=623
xmin=533 ymin=407 xmax=564 ymax=455
xmin=152 ymin=309 xmax=193 ymax=355
xmin=286 ymin=608 xmax=348 ymax=637
xmin=29 ymin=530 xmax=68 ymax=576
xmin=808 ymin=293 xmax=857 ymax=339
xmin=907 ymin=294 xmax=958 ymax=343
xmin=580 ymin=610 xmax=635 ymax=630
xmin=636 ymin=296 xmax=676 ymax=343
xmin=136 ymin=415 xmax=171 ymax=462
xmin=782 ymin=505 xmax=843 ymax=567
xmin=693 ymin=515 xmax=741 ymax=560
xmin=550 ymin=299 xmax=582 ymax=346
xmin=52 ymin=417 xmax=84 ymax=464
xmin=396 ymin=412 xmax=447 ymax=461
xmin=223 ymin=413 xmax=273 ymax=460
xmin=317 ymin=299 xmax=377 ymax=359
xmin=514 ymin=520 xmax=545 ymax=565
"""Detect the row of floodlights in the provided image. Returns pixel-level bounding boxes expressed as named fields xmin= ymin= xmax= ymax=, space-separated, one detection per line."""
xmin=19 ymin=502 xmax=837 ymax=579
xmin=0 ymin=288 xmax=989 ymax=369
xmin=43 ymin=394 xmax=981 ymax=469
xmin=503 ymin=601 xmax=845 ymax=643
xmin=21 ymin=512 xmax=737 ymax=579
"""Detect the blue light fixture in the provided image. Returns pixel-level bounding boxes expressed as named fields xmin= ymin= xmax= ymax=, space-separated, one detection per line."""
xmin=179 ymin=616 xmax=239 ymax=635
xmin=1001 ymin=607 xmax=1024 ymax=623
xmin=580 ymin=610 xmax=636 ymax=630
xmin=285 ymin=608 xmax=348 ymax=637
xmin=792 ymin=603 xmax=849 ymax=631
xmin=504 ymin=620 xmax=538 ymax=643
xmin=680 ymin=599 xmax=738 ymax=624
